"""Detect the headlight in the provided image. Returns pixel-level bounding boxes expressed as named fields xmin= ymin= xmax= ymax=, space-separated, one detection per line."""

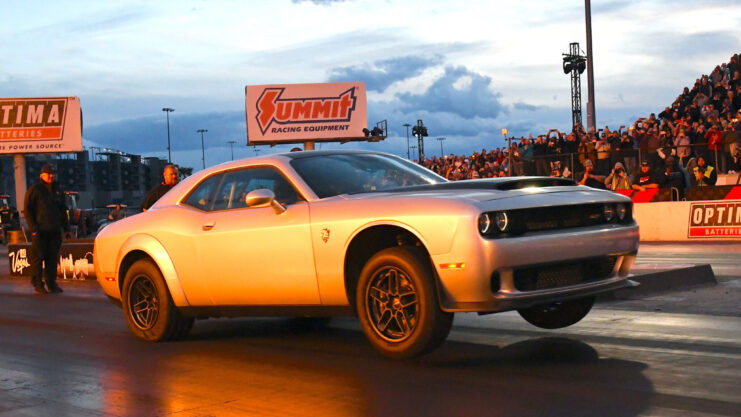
xmin=603 ymin=204 xmax=615 ymax=222
xmin=616 ymin=203 xmax=627 ymax=221
xmin=495 ymin=212 xmax=509 ymax=232
xmin=478 ymin=213 xmax=492 ymax=234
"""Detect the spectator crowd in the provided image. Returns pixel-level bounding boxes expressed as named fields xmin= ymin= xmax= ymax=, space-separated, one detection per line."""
xmin=420 ymin=52 xmax=741 ymax=195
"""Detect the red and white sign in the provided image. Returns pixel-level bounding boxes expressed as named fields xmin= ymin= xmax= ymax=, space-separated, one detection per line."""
xmin=688 ymin=202 xmax=741 ymax=237
xmin=0 ymin=97 xmax=82 ymax=154
xmin=245 ymin=82 xmax=367 ymax=144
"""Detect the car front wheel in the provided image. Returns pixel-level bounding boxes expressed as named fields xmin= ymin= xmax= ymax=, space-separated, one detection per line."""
xmin=517 ymin=296 xmax=595 ymax=329
xmin=356 ymin=246 xmax=453 ymax=359
xmin=121 ymin=259 xmax=194 ymax=342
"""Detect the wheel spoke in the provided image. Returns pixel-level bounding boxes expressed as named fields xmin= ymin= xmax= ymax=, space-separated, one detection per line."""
xmin=369 ymin=286 xmax=388 ymax=304
xmin=400 ymin=297 xmax=418 ymax=308
xmin=376 ymin=310 xmax=392 ymax=332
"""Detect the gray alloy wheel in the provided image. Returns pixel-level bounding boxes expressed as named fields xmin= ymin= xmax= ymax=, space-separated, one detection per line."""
xmin=356 ymin=246 xmax=453 ymax=359
xmin=121 ymin=259 xmax=194 ymax=342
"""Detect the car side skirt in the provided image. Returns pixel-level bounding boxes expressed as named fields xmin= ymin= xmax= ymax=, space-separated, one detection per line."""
xmin=178 ymin=305 xmax=355 ymax=319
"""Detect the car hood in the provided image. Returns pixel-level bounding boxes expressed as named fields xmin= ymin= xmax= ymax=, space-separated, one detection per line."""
xmin=339 ymin=177 xmax=621 ymax=205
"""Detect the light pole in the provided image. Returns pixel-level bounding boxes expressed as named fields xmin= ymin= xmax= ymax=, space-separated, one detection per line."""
xmin=501 ymin=128 xmax=511 ymax=176
xmin=436 ymin=137 xmax=446 ymax=157
xmin=410 ymin=145 xmax=417 ymax=163
xmin=162 ymin=108 xmax=174 ymax=163
xmin=197 ymin=129 xmax=208 ymax=169
xmin=253 ymin=145 xmax=261 ymax=156
xmin=403 ymin=123 xmax=411 ymax=159
xmin=227 ymin=140 xmax=236 ymax=160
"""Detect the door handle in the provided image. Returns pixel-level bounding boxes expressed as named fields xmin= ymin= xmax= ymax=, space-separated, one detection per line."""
xmin=202 ymin=222 xmax=215 ymax=231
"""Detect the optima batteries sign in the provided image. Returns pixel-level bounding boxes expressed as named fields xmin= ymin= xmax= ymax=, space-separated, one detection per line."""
xmin=245 ymin=82 xmax=367 ymax=144
xmin=688 ymin=202 xmax=741 ymax=237
xmin=0 ymin=97 xmax=82 ymax=153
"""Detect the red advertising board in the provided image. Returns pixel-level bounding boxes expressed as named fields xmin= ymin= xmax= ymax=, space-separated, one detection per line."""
xmin=245 ymin=82 xmax=367 ymax=145
xmin=688 ymin=201 xmax=741 ymax=237
xmin=0 ymin=97 xmax=82 ymax=153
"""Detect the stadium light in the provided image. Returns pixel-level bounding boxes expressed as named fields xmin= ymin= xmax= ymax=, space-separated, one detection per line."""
xmin=162 ymin=108 xmax=174 ymax=163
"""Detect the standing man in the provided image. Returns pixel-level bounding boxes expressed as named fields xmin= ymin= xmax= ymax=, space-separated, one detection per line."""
xmin=24 ymin=164 xmax=69 ymax=295
xmin=142 ymin=164 xmax=179 ymax=211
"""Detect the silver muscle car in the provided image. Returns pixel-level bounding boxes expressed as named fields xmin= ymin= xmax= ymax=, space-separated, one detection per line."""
xmin=95 ymin=150 xmax=639 ymax=358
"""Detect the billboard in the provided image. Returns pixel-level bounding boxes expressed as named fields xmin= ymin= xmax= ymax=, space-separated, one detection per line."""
xmin=688 ymin=201 xmax=741 ymax=238
xmin=0 ymin=96 xmax=82 ymax=154
xmin=245 ymin=82 xmax=367 ymax=145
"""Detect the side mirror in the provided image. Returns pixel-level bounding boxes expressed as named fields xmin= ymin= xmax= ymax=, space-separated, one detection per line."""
xmin=244 ymin=189 xmax=286 ymax=214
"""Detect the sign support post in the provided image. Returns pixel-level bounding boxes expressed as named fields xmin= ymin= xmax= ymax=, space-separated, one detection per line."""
xmin=13 ymin=155 xmax=26 ymax=215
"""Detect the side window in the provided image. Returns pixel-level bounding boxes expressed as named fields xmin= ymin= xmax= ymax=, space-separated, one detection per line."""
xmin=183 ymin=174 xmax=223 ymax=211
xmin=243 ymin=168 xmax=300 ymax=206
xmin=200 ymin=167 xmax=300 ymax=211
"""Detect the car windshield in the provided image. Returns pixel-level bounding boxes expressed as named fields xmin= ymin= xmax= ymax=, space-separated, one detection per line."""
xmin=290 ymin=153 xmax=446 ymax=198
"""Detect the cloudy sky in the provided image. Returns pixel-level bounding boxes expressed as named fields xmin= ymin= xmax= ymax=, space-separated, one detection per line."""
xmin=2 ymin=0 xmax=740 ymax=169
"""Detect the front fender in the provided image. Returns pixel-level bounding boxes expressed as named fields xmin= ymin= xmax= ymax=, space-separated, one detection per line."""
xmin=117 ymin=234 xmax=190 ymax=307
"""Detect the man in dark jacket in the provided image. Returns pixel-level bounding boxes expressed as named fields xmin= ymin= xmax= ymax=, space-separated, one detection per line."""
xmin=142 ymin=165 xmax=179 ymax=211
xmin=24 ymin=164 xmax=69 ymax=295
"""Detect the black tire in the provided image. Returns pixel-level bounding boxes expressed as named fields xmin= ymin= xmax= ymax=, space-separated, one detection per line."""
xmin=356 ymin=246 xmax=453 ymax=359
xmin=517 ymin=296 xmax=595 ymax=329
xmin=121 ymin=259 xmax=194 ymax=342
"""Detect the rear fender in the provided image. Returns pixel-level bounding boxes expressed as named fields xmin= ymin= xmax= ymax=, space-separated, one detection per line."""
xmin=117 ymin=234 xmax=190 ymax=307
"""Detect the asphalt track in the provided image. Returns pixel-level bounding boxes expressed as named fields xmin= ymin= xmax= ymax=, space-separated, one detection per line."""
xmin=0 ymin=242 xmax=739 ymax=416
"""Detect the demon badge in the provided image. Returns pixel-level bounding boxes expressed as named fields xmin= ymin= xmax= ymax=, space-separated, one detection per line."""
xmin=321 ymin=228 xmax=330 ymax=243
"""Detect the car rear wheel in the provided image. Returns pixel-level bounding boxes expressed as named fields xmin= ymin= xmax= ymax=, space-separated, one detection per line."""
xmin=517 ymin=296 xmax=595 ymax=329
xmin=121 ymin=259 xmax=194 ymax=342
xmin=356 ymin=246 xmax=453 ymax=359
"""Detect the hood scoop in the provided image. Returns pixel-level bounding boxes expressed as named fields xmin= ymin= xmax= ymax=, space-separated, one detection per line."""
xmin=377 ymin=177 xmax=577 ymax=193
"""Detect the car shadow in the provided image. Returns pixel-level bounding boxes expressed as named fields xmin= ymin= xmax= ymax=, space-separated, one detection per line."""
xmin=147 ymin=317 xmax=656 ymax=417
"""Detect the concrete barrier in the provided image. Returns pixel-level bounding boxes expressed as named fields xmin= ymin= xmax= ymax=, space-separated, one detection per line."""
xmin=602 ymin=264 xmax=717 ymax=299
xmin=634 ymin=200 xmax=741 ymax=241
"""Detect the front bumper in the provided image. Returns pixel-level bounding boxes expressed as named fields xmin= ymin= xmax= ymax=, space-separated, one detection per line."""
xmin=434 ymin=222 xmax=640 ymax=313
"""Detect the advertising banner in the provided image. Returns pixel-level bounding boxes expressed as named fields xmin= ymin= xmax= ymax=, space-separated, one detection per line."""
xmin=0 ymin=96 xmax=82 ymax=153
xmin=688 ymin=201 xmax=741 ymax=238
xmin=245 ymin=82 xmax=367 ymax=144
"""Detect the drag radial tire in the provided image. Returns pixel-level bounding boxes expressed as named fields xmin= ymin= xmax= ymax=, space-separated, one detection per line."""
xmin=517 ymin=296 xmax=595 ymax=329
xmin=356 ymin=246 xmax=453 ymax=359
xmin=121 ymin=259 xmax=194 ymax=342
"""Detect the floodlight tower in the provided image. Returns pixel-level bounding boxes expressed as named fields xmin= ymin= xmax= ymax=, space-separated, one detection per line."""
xmin=562 ymin=42 xmax=587 ymax=131
xmin=411 ymin=120 xmax=428 ymax=163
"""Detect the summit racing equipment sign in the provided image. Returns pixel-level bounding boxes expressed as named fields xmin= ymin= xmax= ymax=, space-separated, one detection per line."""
xmin=688 ymin=202 xmax=741 ymax=237
xmin=245 ymin=82 xmax=367 ymax=144
xmin=0 ymin=97 xmax=82 ymax=154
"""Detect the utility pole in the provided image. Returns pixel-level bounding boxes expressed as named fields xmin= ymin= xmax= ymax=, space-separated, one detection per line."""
xmin=197 ymin=129 xmax=208 ymax=169
xmin=585 ymin=0 xmax=596 ymax=131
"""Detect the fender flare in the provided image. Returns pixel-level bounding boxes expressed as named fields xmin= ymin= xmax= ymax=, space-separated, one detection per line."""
xmin=343 ymin=220 xmax=449 ymax=309
xmin=116 ymin=234 xmax=190 ymax=307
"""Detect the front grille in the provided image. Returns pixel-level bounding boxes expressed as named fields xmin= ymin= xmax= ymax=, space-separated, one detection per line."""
xmin=513 ymin=256 xmax=618 ymax=292
xmin=519 ymin=204 xmax=607 ymax=233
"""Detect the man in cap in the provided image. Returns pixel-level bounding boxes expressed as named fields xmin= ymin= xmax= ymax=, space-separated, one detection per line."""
xmin=577 ymin=159 xmax=605 ymax=189
xmin=24 ymin=164 xmax=69 ymax=295
xmin=631 ymin=161 xmax=660 ymax=192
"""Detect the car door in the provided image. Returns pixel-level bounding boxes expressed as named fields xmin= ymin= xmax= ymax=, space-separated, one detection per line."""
xmin=194 ymin=166 xmax=320 ymax=305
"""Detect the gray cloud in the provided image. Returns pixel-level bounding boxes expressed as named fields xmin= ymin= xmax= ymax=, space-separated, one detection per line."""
xmin=85 ymin=111 xmax=246 ymax=155
xmin=17 ymin=7 xmax=149 ymax=36
xmin=640 ymin=31 xmax=740 ymax=60
xmin=396 ymin=66 xmax=506 ymax=119
xmin=328 ymin=55 xmax=443 ymax=92
xmin=513 ymin=102 xmax=543 ymax=112
xmin=292 ymin=0 xmax=350 ymax=4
